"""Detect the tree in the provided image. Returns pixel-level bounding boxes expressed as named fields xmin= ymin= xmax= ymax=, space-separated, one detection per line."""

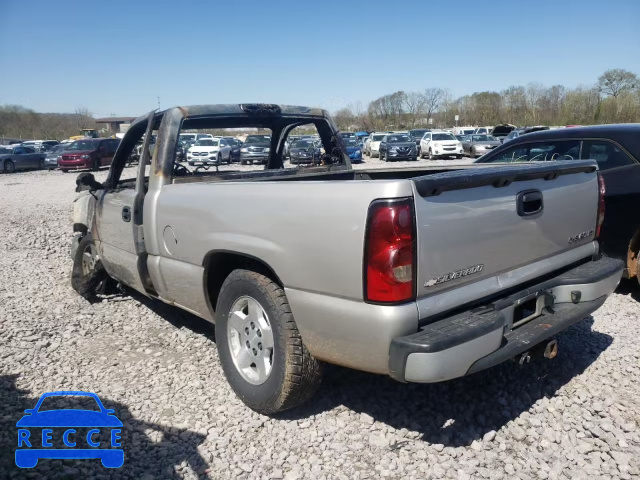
xmin=598 ymin=69 xmax=639 ymax=98
xmin=333 ymin=107 xmax=355 ymax=131
xmin=423 ymin=88 xmax=445 ymax=123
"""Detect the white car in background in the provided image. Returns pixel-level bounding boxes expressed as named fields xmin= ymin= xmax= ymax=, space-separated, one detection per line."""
xmin=420 ymin=131 xmax=465 ymax=159
xmin=365 ymin=132 xmax=387 ymax=158
xmin=474 ymin=126 xmax=494 ymax=135
xmin=187 ymin=138 xmax=232 ymax=165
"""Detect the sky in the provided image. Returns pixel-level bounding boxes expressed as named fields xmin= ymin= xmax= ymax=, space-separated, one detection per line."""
xmin=1 ymin=0 xmax=639 ymax=117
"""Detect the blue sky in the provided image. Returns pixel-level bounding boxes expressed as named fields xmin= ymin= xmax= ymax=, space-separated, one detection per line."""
xmin=1 ymin=0 xmax=639 ymax=116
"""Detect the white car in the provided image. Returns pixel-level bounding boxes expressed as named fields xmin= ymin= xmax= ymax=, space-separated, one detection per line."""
xmin=419 ymin=132 xmax=465 ymax=159
xmin=180 ymin=133 xmax=214 ymax=143
xmin=187 ymin=138 xmax=232 ymax=165
xmin=474 ymin=126 xmax=494 ymax=135
xmin=365 ymin=132 xmax=387 ymax=158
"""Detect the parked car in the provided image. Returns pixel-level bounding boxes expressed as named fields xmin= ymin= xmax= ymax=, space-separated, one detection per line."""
xmin=461 ymin=134 xmax=502 ymax=157
xmin=503 ymin=126 xmax=550 ymax=144
xmin=355 ymin=131 xmax=370 ymax=145
xmin=223 ymin=137 xmax=243 ymax=163
xmin=58 ymin=138 xmax=120 ymax=172
xmin=21 ymin=140 xmax=60 ymax=152
xmin=491 ymin=124 xmax=517 ymax=143
xmin=187 ymin=138 xmax=232 ymax=166
xmin=343 ymin=137 xmax=363 ymax=163
xmin=452 ymin=127 xmax=476 ymax=136
xmin=289 ymin=139 xmax=321 ymax=164
xmin=44 ymin=144 xmax=66 ymax=170
xmin=0 ymin=144 xmax=46 ymax=173
xmin=240 ymin=135 xmax=271 ymax=165
xmin=419 ymin=131 xmax=464 ymax=159
xmin=365 ymin=132 xmax=386 ymax=157
xmin=129 ymin=134 xmax=157 ymax=165
xmin=379 ymin=133 xmax=417 ymax=161
xmin=180 ymin=133 xmax=214 ymax=143
xmin=409 ymin=129 xmax=430 ymax=153
xmin=69 ymin=103 xmax=621 ymax=415
xmin=475 ymin=123 xmax=640 ymax=284
xmin=284 ymin=135 xmax=302 ymax=159
xmin=339 ymin=132 xmax=357 ymax=141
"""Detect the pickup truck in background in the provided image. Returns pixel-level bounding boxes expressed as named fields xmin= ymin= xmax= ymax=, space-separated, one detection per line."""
xmin=69 ymin=104 xmax=623 ymax=414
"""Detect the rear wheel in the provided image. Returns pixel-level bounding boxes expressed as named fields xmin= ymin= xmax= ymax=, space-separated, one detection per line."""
xmin=3 ymin=159 xmax=15 ymax=173
xmin=215 ymin=269 xmax=322 ymax=414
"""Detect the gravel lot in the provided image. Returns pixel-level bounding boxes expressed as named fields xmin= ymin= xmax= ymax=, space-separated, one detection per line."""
xmin=1 ymin=158 xmax=639 ymax=479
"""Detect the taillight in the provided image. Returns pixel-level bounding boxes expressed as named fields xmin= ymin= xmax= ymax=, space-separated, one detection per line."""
xmin=364 ymin=198 xmax=415 ymax=303
xmin=596 ymin=173 xmax=605 ymax=238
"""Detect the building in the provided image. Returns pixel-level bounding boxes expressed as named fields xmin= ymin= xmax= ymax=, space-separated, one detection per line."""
xmin=95 ymin=116 xmax=136 ymax=134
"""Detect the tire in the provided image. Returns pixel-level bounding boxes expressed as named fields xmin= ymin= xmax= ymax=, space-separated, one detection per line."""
xmin=215 ymin=269 xmax=322 ymax=415
xmin=39 ymin=158 xmax=45 ymax=170
xmin=71 ymin=234 xmax=109 ymax=300
xmin=91 ymin=158 xmax=99 ymax=172
xmin=216 ymin=153 xmax=221 ymax=165
xmin=3 ymin=159 xmax=15 ymax=173
xmin=470 ymin=147 xmax=476 ymax=158
xmin=411 ymin=156 xmax=417 ymax=161
xmin=61 ymin=169 xmax=69 ymax=173
xmin=428 ymin=149 xmax=434 ymax=160
xmin=384 ymin=152 xmax=389 ymax=162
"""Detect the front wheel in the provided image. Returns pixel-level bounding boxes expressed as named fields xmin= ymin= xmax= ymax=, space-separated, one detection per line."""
xmin=3 ymin=159 xmax=15 ymax=173
xmin=428 ymin=149 xmax=434 ymax=160
xmin=71 ymin=234 xmax=109 ymax=300
xmin=215 ymin=269 xmax=322 ymax=415
xmin=91 ymin=158 xmax=99 ymax=172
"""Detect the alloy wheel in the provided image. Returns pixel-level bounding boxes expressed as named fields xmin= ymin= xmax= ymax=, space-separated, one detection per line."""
xmin=227 ymin=296 xmax=274 ymax=385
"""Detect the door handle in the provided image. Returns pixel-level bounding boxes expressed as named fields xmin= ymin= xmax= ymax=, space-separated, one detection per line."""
xmin=122 ymin=206 xmax=131 ymax=222
xmin=517 ymin=190 xmax=543 ymax=217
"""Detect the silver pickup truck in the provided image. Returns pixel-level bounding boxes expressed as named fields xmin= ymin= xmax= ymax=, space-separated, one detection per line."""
xmin=70 ymin=104 xmax=623 ymax=414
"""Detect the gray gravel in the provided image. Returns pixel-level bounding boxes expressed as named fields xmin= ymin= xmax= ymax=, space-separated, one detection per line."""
xmin=1 ymin=160 xmax=639 ymax=479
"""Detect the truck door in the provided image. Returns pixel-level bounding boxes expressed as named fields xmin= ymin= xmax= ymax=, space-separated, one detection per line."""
xmin=93 ymin=114 xmax=155 ymax=294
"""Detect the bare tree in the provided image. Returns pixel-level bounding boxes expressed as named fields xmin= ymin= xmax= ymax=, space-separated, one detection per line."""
xmin=598 ymin=69 xmax=639 ymax=98
xmin=423 ymin=88 xmax=445 ymax=122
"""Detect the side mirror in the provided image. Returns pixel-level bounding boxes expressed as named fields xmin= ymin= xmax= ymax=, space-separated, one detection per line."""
xmin=76 ymin=172 xmax=104 ymax=192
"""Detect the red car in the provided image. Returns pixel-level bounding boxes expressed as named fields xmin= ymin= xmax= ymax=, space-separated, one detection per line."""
xmin=58 ymin=138 xmax=120 ymax=172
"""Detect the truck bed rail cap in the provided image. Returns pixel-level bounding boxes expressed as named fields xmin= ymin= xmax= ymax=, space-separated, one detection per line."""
xmin=413 ymin=160 xmax=598 ymax=197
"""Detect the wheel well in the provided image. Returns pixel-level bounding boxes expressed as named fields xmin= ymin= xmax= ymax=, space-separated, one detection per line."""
xmin=203 ymin=251 xmax=283 ymax=312
xmin=626 ymin=229 xmax=640 ymax=278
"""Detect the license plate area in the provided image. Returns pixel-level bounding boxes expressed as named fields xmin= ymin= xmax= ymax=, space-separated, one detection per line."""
xmin=506 ymin=291 xmax=554 ymax=329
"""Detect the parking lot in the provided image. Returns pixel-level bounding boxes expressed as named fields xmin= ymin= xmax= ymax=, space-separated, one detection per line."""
xmin=0 ymin=163 xmax=638 ymax=479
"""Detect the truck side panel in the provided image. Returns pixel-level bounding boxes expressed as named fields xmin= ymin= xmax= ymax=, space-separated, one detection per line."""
xmin=143 ymin=179 xmax=413 ymax=310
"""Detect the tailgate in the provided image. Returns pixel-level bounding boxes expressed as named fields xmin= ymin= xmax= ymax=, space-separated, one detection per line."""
xmin=412 ymin=161 xmax=599 ymax=302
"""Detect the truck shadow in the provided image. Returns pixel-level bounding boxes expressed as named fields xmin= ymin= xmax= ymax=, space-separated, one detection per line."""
xmin=103 ymin=291 xmax=612 ymax=448
xmin=280 ymin=317 xmax=613 ymax=447
xmin=615 ymin=277 xmax=640 ymax=301
xmin=0 ymin=374 xmax=209 ymax=478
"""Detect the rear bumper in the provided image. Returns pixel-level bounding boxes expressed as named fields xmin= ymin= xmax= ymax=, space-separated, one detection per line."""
xmin=388 ymin=256 xmax=623 ymax=383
